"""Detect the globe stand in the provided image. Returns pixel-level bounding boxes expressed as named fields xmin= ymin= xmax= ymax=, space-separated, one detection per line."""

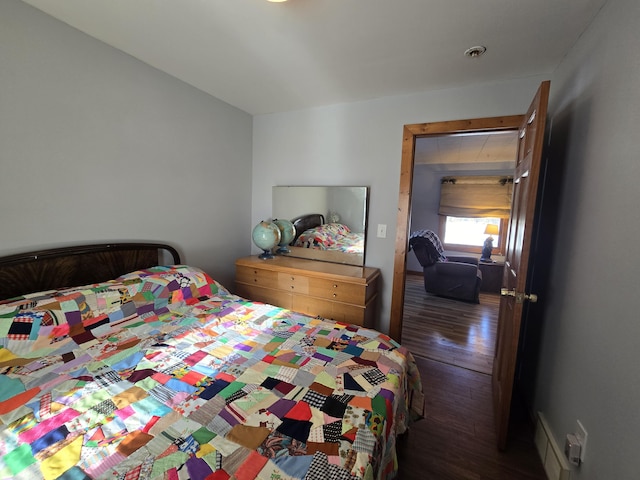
xmin=258 ymin=249 xmax=275 ymax=260
xmin=276 ymin=246 xmax=290 ymax=254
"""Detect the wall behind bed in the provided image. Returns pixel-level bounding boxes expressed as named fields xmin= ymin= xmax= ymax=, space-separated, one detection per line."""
xmin=0 ymin=0 xmax=252 ymax=288
xmin=252 ymin=76 xmax=546 ymax=334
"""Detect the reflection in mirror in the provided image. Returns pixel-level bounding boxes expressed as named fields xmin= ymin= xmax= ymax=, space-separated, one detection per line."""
xmin=272 ymin=186 xmax=369 ymax=266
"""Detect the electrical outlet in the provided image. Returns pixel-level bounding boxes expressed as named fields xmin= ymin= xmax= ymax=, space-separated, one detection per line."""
xmin=377 ymin=224 xmax=387 ymax=238
xmin=565 ymin=434 xmax=581 ymax=466
xmin=576 ymin=420 xmax=588 ymax=463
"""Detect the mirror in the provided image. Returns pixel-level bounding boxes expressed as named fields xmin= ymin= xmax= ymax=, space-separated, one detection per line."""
xmin=272 ymin=186 xmax=369 ymax=266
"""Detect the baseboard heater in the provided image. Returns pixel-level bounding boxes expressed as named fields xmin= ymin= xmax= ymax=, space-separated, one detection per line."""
xmin=534 ymin=412 xmax=571 ymax=480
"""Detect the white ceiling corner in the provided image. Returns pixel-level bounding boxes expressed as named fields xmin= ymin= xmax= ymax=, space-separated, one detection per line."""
xmin=20 ymin=0 xmax=607 ymax=116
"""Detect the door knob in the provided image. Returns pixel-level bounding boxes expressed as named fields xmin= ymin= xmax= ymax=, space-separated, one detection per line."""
xmin=501 ymin=288 xmax=538 ymax=303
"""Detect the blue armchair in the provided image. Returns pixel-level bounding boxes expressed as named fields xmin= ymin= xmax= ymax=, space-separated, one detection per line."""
xmin=409 ymin=231 xmax=482 ymax=303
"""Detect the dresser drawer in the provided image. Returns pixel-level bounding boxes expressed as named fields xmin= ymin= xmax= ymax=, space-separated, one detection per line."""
xmin=277 ymin=272 xmax=310 ymax=294
xmin=306 ymin=277 xmax=365 ymax=304
xmin=236 ymin=265 xmax=279 ymax=288
xmin=235 ymin=283 xmax=293 ymax=309
xmin=329 ymin=301 xmax=367 ymax=326
xmin=292 ymin=295 xmax=366 ymax=325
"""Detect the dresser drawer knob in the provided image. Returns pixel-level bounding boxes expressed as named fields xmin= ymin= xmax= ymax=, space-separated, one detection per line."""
xmin=333 ymin=284 xmax=338 ymax=288
xmin=333 ymin=293 xmax=337 ymax=298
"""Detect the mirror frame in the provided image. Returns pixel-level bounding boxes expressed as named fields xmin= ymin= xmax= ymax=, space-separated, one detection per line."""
xmin=272 ymin=186 xmax=369 ymax=266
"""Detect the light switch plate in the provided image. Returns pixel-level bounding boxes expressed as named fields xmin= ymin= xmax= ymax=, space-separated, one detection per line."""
xmin=576 ymin=420 xmax=588 ymax=462
xmin=377 ymin=224 xmax=387 ymax=238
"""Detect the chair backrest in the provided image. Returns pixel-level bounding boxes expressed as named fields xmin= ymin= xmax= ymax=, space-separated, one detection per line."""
xmin=409 ymin=230 xmax=446 ymax=267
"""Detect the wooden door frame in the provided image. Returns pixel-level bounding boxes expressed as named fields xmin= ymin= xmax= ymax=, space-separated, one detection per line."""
xmin=389 ymin=116 xmax=524 ymax=343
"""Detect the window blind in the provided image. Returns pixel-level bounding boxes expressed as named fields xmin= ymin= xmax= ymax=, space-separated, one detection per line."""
xmin=438 ymin=175 xmax=513 ymax=218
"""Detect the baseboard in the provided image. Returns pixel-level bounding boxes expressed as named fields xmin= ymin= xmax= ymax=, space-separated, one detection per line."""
xmin=535 ymin=412 xmax=571 ymax=480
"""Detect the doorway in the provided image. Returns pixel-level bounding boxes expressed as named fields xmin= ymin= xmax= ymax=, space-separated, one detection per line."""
xmin=389 ymin=116 xmax=523 ymax=343
xmin=400 ymin=128 xmax=518 ymax=374
xmin=392 ymin=82 xmax=551 ymax=451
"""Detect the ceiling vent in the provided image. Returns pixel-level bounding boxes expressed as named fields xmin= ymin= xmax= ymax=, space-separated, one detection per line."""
xmin=464 ymin=46 xmax=487 ymax=58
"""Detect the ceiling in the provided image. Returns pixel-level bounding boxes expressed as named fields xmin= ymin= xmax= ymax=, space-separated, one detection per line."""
xmin=20 ymin=0 xmax=607 ymax=116
xmin=414 ymin=130 xmax=519 ymax=166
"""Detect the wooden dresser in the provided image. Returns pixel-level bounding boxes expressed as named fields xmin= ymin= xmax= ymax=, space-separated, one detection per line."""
xmin=235 ymin=256 xmax=380 ymax=327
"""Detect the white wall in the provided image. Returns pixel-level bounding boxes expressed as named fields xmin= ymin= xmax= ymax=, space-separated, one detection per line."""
xmin=253 ymin=76 xmax=547 ymax=333
xmin=0 ymin=0 xmax=253 ymax=287
xmin=8 ymin=0 xmax=635 ymax=475
xmin=533 ymin=0 xmax=640 ymax=477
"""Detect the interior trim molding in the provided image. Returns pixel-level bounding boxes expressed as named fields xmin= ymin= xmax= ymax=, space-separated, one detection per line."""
xmin=389 ymin=115 xmax=524 ymax=342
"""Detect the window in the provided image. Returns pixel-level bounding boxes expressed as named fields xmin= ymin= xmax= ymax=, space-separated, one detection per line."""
xmin=437 ymin=175 xmax=513 ymax=255
xmin=439 ymin=216 xmax=507 ymax=254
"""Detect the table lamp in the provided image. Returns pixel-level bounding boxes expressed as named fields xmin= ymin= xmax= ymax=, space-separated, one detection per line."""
xmin=480 ymin=224 xmax=499 ymax=262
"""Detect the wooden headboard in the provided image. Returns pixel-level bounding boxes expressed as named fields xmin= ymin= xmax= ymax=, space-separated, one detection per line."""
xmin=0 ymin=243 xmax=180 ymax=301
xmin=291 ymin=214 xmax=325 ymax=243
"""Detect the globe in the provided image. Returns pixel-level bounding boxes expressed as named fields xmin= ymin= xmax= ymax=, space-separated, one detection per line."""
xmin=273 ymin=218 xmax=296 ymax=254
xmin=252 ymin=220 xmax=281 ymax=259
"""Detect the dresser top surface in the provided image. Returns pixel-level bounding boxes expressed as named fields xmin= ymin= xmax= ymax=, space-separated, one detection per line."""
xmin=236 ymin=255 xmax=379 ymax=282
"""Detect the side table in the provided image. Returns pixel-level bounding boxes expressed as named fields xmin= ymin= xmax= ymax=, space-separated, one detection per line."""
xmin=478 ymin=262 xmax=504 ymax=294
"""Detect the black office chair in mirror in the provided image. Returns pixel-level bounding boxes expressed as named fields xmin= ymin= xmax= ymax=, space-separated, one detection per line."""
xmin=272 ymin=186 xmax=369 ymax=266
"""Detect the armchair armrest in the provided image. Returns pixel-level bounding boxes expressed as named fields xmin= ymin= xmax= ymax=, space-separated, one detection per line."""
xmin=433 ymin=261 xmax=480 ymax=277
xmin=446 ymin=256 xmax=479 ymax=266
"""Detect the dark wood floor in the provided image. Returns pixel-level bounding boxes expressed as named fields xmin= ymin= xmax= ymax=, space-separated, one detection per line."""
xmin=397 ymin=274 xmax=545 ymax=479
xmin=401 ymin=274 xmax=499 ymax=375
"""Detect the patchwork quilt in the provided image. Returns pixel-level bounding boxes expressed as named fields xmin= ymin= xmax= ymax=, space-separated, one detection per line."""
xmin=294 ymin=224 xmax=364 ymax=254
xmin=0 ymin=266 xmax=423 ymax=480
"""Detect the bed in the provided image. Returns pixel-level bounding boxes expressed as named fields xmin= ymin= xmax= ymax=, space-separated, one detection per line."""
xmin=291 ymin=215 xmax=365 ymax=266
xmin=0 ymin=243 xmax=423 ymax=480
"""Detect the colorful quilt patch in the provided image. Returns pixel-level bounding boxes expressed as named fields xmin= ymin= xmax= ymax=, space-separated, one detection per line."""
xmin=294 ymin=223 xmax=365 ymax=254
xmin=0 ymin=266 xmax=423 ymax=479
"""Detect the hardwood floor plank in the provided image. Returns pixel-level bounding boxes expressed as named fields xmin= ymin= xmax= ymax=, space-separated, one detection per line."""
xmin=398 ymin=275 xmax=545 ymax=479
xmin=401 ymin=274 xmax=498 ymax=375
xmin=397 ymin=357 xmax=546 ymax=479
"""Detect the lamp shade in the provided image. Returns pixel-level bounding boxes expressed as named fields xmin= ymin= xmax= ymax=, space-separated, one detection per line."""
xmin=484 ymin=224 xmax=499 ymax=236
